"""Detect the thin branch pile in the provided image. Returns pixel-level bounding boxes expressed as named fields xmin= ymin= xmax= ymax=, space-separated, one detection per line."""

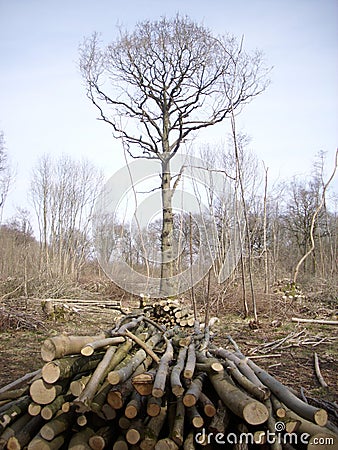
xmin=0 ymin=312 xmax=337 ymax=449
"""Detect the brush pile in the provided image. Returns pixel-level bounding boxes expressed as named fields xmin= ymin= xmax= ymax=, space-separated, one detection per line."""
xmin=0 ymin=309 xmax=337 ymax=450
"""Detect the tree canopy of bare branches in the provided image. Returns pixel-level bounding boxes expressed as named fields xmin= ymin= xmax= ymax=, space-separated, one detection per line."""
xmin=80 ymin=15 xmax=270 ymax=296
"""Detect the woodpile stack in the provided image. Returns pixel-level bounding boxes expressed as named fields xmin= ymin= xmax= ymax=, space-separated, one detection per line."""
xmin=0 ymin=311 xmax=337 ymax=450
xmin=147 ymin=299 xmax=195 ymax=328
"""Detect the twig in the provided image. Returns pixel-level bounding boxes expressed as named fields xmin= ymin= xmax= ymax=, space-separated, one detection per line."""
xmin=313 ymin=352 xmax=328 ymax=388
xmin=124 ymin=330 xmax=160 ymax=364
xmin=292 ymin=317 xmax=338 ymax=326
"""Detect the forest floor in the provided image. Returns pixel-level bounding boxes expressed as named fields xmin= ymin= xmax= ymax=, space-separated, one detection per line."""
xmin=0 ymin=280 xmax=337 ymax=407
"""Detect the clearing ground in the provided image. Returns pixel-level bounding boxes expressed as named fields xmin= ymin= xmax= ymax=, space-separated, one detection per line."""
xmin=0 ymin=282 xmax=337 ymax=408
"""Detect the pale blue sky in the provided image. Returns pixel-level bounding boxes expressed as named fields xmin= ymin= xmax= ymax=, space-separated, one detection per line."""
xmin=0 ymin=0 xmax=337 ymax=222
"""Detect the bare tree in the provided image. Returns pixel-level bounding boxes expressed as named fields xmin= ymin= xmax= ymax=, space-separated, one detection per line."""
xmin=0 ymin=131 xmax=13 ymax=223
xmin=30 ymin=154 xmax=103 ymax=279
xmin=80 ymin=15 xmax=269 ymax=296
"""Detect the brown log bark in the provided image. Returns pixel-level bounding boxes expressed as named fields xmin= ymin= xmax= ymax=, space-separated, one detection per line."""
xmin=0 ymin=413 xmax=31 ymax=450
xmin=170 ymin=346 xmax=187 ymax=397
xmin=88 ymin=426 xmax=114 ymax=450
xmin=75 ymin=338 xmax=134 ymax=412
xmin=183 ymin=341 xmax=196 ymax=380
xmin=70 ymin=375 xmax=92 ymax=397
xmin=40 ymin=410 xmax=75 ymax=441
xmin=40 ymin=394 xmax=72 ymax=420
xmin=7 ymin=414 xmax=44 ymax=450
xmin=171 ymin=398 xmax=185 ymax=446
xmin=245 ymin=358 xmax=328 ymax=426
xmin=208 ymin=371 xmax=269 ymax=425
xmin=68 ymin=427 xmax=95 ymax=450
xmin=183 ymin=373 xmax=207 ymax=407
xmin=155 ymin=437 xmax=179 ymax=450
xmin=147 ymin=396 xmax=162 ymax=417
xmin=152 ymin=339 xmax=174 ymax=398
xmin=198 ymin=391 xmax=216 ymax=418
xmin=42 ymin=353 xmax=103 ymax=384
xmin=27 ymin=432 xmax=66 ymax=450
xmin=80 ymin=337 xmax=125 ymax=356
xmin=41 ymin=333 xmax=106 ymax=362
xmin=187 ymin=405 xmax=204 ymax=428
xmin=140 ymin=406 xmax=167 ymax=450
xmin=0 ymin=395 xmax=30 ymax=432
xmin=126 ymin=418 xmax=144 ymax=445
xmin=125 ymin=392 xmax=143 ymax=419
xmin=112 ymin=434 xmax=128 ymax=450
xmin=209 ymin=400 xmax=230 ymax=435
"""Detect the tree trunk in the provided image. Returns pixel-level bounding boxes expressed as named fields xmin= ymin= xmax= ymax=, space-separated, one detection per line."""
xmin=160 ymin=156 xmax=174 ymax=297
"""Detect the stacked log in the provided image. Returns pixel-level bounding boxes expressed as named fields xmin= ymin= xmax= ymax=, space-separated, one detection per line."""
xmin=148 ymin=299 xmax=195 ymax=328
xmin=0 ymin=313 xmax=337 ymax=449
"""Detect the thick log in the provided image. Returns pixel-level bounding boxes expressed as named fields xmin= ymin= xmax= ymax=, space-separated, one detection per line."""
xmin=7 ymin=414 xmax=44 ymax=450
xmin=70 ymin=375 xmax=92 ymax=397
xmin=183 ymin=430 xmax=195 ymax=450
xmin=125 ymin=392 xmax=144 ymax=419
xmin=80 ymin=337 xmax=125 ymax=356
xmin=108 ymin=333 xmax=163 ymax=386
xmin=198 ymin=391 xmax=216 ymax=418
xmin=41 ymin=394 xmax=72 ymax=420
xmin=245 ymin=358 xmax=328 ymax=426
xmin=40 ymin=410 xmax=75 ymax=441
xmin=140 ymin=406 xmax=167 ymax=450
xmin=307 ymin=433 xmax=337 ymax=449
xmin=183 ymin=341 xmax=196 ymax=380
xmin=29 ymin=379 xmax=68 ymax=405
xmin=171 ymin=398 xmax=185 ymax=446
xmin=68 ymin=427 xmax=95 ymax=450
xmin=126 ymin=418 xmax=144 ymax=445
xmin=224 ymin=358 xmax=270 ymax=401
xmin=170 ymin=346 xmax=187 ymax=397
xmin=112 ymin=434 xmax=128 ymax=450
xmin=42 ymin=353 xmax=103 ymax=384
xmin=147 ymin=396 xmax=163 ymax=417
xmin=187 ymin=405 xmax=204 ymax=428
xmin=0 ymin=413 xmax=31 ymax=450
xmin=152 ymin=339 xmax=174 ymax=398
xmin=183 ymin=373 xmax=207 ymax=407
xmin=88 ymin=425 xmax=114 ymax=450
xmin=155 ymin=438 xmax=179 ymax=450
xmin=208 ymin=371 xmax=269 ymax=425
xmin=28 ymin=402 xmax=41 ymax=416
xmin=41 ymin=333 xmax=106 ymax=362
xmin=75 ymin=338 xmax=134 ymax=411
xmin=210 ymin=347 xmax=268 ymax=391
xmin=27 ymin=432 xmax=66 ymax=450
xmin=0 ymin=395 xmax=30 ymax=432
xmin=209 ymin=400 xmax=230 ymax=434
xmin=132 ymin=369 xmax=156 ymax=396
xmin=284 ymin=409 xmax=336 ymax=443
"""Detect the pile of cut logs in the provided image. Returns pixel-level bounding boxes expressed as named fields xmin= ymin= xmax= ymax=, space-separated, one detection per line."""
xmin=0 ymin=312 xmax=337 ymax=450
xmin=147 ymin=299 xmax=195 ymax=328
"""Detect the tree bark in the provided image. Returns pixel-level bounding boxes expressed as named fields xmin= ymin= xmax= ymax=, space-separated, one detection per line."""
xmin=41 ymin=333 xmax=106 ymax=362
